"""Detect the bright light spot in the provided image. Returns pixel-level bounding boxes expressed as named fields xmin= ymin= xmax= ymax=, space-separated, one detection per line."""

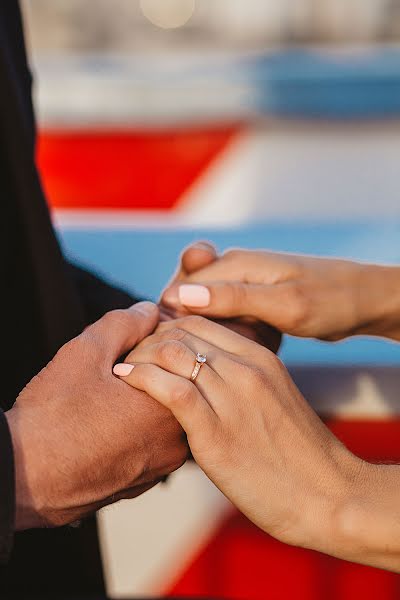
xmin=140 ymin=0 xmax=195 ymax=30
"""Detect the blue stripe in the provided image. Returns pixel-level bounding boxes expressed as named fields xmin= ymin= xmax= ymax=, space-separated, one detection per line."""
xmin=242 ymin=49 xmax=400 ymax=118
xmin=58 ymin=221 xmax=400 ymax=366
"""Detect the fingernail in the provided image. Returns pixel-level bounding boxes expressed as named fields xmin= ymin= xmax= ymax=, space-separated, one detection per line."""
xmin=113 ymin=363 xmax=135 ymax=377
xmin=162 ymin=286 xmax=180 ymax=307
xmin=192 ymin=242 xmax=216 ymax=253
xmin=134 ymin=301 xmax=158 ymax=315
xmin=179 ymin=284 xmax=211 ymax=308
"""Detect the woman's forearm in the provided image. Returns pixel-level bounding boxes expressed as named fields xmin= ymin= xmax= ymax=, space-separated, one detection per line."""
xmin=328 ymin=462 xmax=400 ymax=572
xmin=361 ymin=265 xmax=400 ymax=342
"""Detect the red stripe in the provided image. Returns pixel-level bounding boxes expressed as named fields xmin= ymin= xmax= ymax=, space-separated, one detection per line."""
xmin=326 ymin=418 xmax=400 ymax=462
xmin=167 ymin=420 xmax=400 ymax=600
xmin=37 ymin=126 xmax=239 ymax=210
xmin=168 ymin=512 xmax=400 ymax=600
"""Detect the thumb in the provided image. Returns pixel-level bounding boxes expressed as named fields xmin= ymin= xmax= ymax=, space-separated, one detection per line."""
xmin=162 ymin=242 xmax=217 ymax=308
xmin=181 ymin=241 xmax=217 ymax=275
xmin=170 ymin=281 xmax=285 ymax=326
xmin=86 ymin=302 xmax=160 ymax=361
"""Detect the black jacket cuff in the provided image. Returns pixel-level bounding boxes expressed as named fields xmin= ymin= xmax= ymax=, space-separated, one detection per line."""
xmin=0 ymin=410 xmax=15 ymax=563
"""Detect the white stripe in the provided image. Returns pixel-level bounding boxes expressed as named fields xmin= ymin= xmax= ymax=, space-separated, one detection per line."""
xmin=53 ymin=209 xmax=203 ymax=230
xmin=98 ymin=463 xmax=229 ymax=598
xmin=293 ymin=367 xmax=400 ymax=420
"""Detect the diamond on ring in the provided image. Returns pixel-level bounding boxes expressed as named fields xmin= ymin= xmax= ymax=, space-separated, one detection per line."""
xmin=191 ymin=353 xmax=207 ymax=382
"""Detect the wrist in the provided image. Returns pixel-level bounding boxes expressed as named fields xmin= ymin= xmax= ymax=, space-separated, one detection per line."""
xmin=5 ymin=408 xmax=47 ymax=530
xmin=356 ymin=264 xmax=400 ymax=341
xmin=293 ymin=447 xmax=364 ymax=554
xmin=327 ymin=460 xmax=400 ymax=571
xmin=278 ymin=444 xmax=364 ymax=555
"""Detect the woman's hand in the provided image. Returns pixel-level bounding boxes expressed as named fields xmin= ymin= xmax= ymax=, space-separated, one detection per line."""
xmin=161 ymin=242 xmax=281 ymax=353
xmin=114 ymin=316 xmax=400 ymax=572
xmin=162 ymin=247 xmax=400 ymax=342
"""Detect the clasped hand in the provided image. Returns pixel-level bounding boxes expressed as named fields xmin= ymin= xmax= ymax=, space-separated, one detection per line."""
xmin=8 ymin=242 xmax=400 ymax=574
xmin=117 ymin=315 xmax=364 ymax=557
xmin=114 ymin=243 xmax=400 ymax=573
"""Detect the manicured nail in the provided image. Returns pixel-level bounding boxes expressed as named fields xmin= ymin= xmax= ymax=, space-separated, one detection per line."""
xmin=134 ymin=301 xmax=158 ymax=315
xmin=113 ymin=363 xmax=135 ymax=377
xmin=179 ymin=284 xmax=211 ymax=308
xmin=162 ymin=286 xmax=180 ymax=307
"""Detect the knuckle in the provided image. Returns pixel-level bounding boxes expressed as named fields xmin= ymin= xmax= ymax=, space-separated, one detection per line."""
xmin=247 ymin=364 xmax=268 ymax=387
xmin=232 ymin=360 xmax=265 ymax=388
xmin=158 ymin=327 xmax=188 ymax=344
xmin=156 ymin=320 xmax=174 ymax=334
xmin=232 ymin=360 xmax=250 ymax=380
xmin=182 ymin=314 xmax=209 ymax=331
xmin=224 ymin=248 xmax=242 ymax=262
xmin=264 ymin=350 xmax=284 ymax=373
xmin=285 ymin=282 xmax=310 ymax=329
xmin=228 ymin=282 xmax=247 ymax=306
xmin=156 ymin=340 xmax=189 ymax=365
xmin=273 ymin=355 xmax=287 ymax=377
xmin=169 ymin=380 xmax=195 ymax=411
xmin=103 ymin=309 xmax=132 ymax=329
xmin=173 ymin=315 xmax=210 ymax=332
xmin=258 ymin=350 xmax=287 ymax=383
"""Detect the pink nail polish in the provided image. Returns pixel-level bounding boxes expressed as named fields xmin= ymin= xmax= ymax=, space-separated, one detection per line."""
xmin=113 ymin=363 xmax=134 ymax=377
xmin=179 ymin=284 xmax=211 ymax=308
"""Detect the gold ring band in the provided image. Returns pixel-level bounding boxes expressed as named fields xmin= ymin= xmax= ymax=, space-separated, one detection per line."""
xmin=190 ymin=353 xmax=207 ymax=382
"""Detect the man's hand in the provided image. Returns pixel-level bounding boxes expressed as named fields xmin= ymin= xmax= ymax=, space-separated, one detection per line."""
xmin=162 ymin=245 xmax=400 ymax=343
xmin=6 ymin=302 xmax=188 ymax=531
xmin=160 ymin=243 xmax=281 ymax=354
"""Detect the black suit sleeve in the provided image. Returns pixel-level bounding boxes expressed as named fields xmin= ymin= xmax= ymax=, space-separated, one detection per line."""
xmin=0 ymin=263 xmax=143 ymax=564
xmin=67 ymin=263 xmax=143 ymax=324
xmin=0 ymin=411 xmax=15 ymax=563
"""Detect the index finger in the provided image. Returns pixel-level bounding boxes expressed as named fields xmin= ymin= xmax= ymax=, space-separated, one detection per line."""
xmin=160 ymin=242 xmax=217 ymax=309
xmin=155 ymin=316 xmax=265 ymax=358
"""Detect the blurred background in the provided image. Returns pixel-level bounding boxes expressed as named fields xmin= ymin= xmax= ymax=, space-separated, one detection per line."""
xmin=21 ymin=1 xmax=400 ymax=598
